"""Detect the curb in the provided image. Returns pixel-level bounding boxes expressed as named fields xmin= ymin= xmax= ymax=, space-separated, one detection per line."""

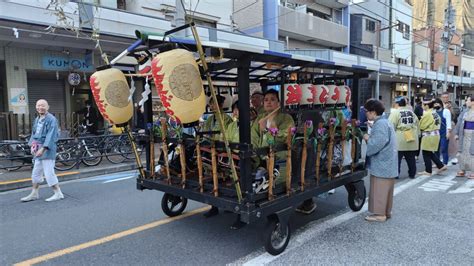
xmin=0 ymin=164 xmax=137 ymax=192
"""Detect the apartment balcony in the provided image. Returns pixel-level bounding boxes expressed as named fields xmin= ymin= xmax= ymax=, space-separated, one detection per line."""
xmin=313 ymin=0 xmax=349 ymax=9
xmin=278 ymin=5 xmax=348 ymax=48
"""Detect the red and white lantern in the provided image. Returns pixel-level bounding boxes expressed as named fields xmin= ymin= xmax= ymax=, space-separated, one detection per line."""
xmin=313 ymin=85 xmax=329 ymax=105
xmin=300 ymin=83 xmax=317 ymax=105
xmin=283 ymin=83 xmax=302 ymax=107
xmin=326 ymin=85 xmax=340 ymax=104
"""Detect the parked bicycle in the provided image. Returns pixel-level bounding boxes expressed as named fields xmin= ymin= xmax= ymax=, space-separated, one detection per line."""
xmin=0 ymin=135 xmax=32 ymax=171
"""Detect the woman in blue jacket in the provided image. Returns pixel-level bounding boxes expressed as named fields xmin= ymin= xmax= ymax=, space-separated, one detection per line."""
xmin=21 ymin=99 xmax=64 ymax=202
xmin=363 ymin=99 xmax=398 ymax=222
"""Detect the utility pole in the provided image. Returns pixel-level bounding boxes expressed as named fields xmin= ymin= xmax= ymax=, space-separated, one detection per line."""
xmin=441 ymin=0 xmax=456 ymax=92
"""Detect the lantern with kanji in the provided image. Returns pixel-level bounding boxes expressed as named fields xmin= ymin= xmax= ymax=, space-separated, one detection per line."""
xmin=314 ymin=84 xmax=329 ymax=105
xmin=326 ymin=85 xmax=340 ymax=105
xmin=300 ymin=83 xmax=317 ymax=105
xmin=90 ymin=68 xmax=133 ymax=125
xmin=151 ymin=49 xmax=206 ymax=125
xmin=283 ymin=83 xmax=302 ymax=107
xmin=342 ymin=85 xmax=351 ymax=105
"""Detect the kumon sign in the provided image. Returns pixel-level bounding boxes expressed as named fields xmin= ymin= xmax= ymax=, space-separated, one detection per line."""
xmin=42 ymin=56 xmax=94 ymax=71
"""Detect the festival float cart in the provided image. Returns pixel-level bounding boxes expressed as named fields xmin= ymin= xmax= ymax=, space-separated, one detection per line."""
xmin=90 ymin=23 xmax=369 ymax=255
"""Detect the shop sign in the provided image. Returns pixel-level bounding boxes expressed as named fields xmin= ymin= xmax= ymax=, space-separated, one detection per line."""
xmin=42 ymin=56 xmax=94 ymax=71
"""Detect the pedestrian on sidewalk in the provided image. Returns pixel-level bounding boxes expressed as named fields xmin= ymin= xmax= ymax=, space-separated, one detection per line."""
xmin=21 ymin=99 xmax=64 ymax=202
xmin=388 ymin=96 xmax=419 ymax=179
xmin=455 ymin=95 xmax=474 ymax=178
xmin=433 ymin=98 xmax=451 ymax=165
xmin=363 ymin=99 xmax=398 ymax=222
xmin=418 ymin=96 xmax=447 ymax=176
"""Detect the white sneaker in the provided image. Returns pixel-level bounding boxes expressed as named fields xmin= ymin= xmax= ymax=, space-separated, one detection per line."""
xmin=45 ymin=190 xmax=64 ymax=202
xmin=21 ymin=189 xmax=39 ymax=202
xmin=328 ymin=189 xmax=336 ymax=194
xmin=451 ymin=158 xmax=458 ymax=165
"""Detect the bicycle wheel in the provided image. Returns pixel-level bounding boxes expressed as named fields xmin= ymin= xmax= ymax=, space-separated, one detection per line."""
xmin=105 ymin=140 xmax=126 ymax=164
xmin=120 ymin=137 xmax=143 ymax=160
xmin=55 ymin=146 xmax=77 ymax=171
xmin=0 ymin=144 xmax=24 ymax=171
xmin=54 ymin=151 xmax=77 ymax=171
xmin=82 ymin=148 xmax=103 ymax=166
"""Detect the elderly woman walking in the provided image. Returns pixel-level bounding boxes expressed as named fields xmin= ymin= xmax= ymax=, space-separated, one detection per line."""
xmin=455 ymin=95 xmax=474 ymax=178
xmin=363 ymin=99 xmax=398 ymax=222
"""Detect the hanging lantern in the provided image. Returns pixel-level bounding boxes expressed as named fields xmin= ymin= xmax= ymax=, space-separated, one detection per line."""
xmin=313 ymin=85 xmax=329 ymax=105
xmin=283 ymin=83 xmax=302 ymax=107
xmin=90 ymin=68 xmax=133 ymax=125
xmin=340 ymin=85 xmax=351 ymax=105
xmin=326 ymin=85 xmax=340 ymax=104
xmin=300 ymin=83 xmax=316 ymax=105
xmin=151 ymin=49 xmax=205 ymax=124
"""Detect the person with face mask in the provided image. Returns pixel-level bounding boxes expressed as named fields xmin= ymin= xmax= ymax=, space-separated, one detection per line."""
xmin=21 ymin=99 xmax=64 ymax=202
xmin=418 ymin=96 xmax=447 ymax=176
xmin=433 ymin=98 xmax=450 ymax=165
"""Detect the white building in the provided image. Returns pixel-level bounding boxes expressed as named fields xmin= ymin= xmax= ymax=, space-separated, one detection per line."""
xmin=391 ymin=0 xmax=413 ymax=66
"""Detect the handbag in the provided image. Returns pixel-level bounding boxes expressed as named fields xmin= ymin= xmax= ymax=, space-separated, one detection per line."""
xmin=403 ymin=130 xmax=415 ymax=142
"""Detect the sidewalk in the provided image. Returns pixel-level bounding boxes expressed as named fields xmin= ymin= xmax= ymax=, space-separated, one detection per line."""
xmin=0 ymin=160 xmax=137 ymax=192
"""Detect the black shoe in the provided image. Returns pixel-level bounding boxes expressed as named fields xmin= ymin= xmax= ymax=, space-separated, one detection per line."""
xmin=230 ymin=219 xmax=246 ymax=230
xmin=203 ymin=206 xmax=219 ymax=218
xmin=409 ymin=176 xmax=415 ymax=179
xmin=296 ymin=199 xmax=317 ymax=215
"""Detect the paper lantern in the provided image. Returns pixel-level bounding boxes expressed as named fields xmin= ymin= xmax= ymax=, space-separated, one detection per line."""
xmin=90 ymin=68 xmax=133 ymax=125
xmin=340 ymin=85 xmax=351 ymax=105
xmin=151 ymin=49 xmax=205 ymax=124
xmin=326 ymin=85 xmax=340 ymax=104
xmin=314 ymin=85 xmax=329 ymax=105
xmin=300 ymin=83 xmax=317 ymax=105
xmin=283 ymin=83 xmax=302 ymax=107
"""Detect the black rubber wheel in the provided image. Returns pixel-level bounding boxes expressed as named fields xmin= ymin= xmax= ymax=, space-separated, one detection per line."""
xmin=54 ymin=152 xmax=77 ymax=171
xmin=348 ymin=184 xmax=366 ymax=211
xmin=263 ymin=217 xmax=291 ymax=255
xmin=161 ymin=193 xmax=188 ymax=217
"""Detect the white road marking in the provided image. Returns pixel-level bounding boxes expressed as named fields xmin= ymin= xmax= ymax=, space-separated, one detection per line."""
xmin=418 ymin=175 xmax=456 ymax=192
xmin=234 ymin=175 xmax=432 ymax=266
xmin=448 ymin=179 xmax=474 ymax=194
xmin=102 ymin=175 xmax=135 ymax=184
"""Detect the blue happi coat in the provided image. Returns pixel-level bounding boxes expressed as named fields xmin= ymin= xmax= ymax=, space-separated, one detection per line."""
xmin=28 ymin=113 xmax=59 ymax=160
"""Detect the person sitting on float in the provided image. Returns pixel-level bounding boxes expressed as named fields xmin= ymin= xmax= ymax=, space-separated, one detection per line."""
xmin=202 ymin=95 xmax=233 ymax=141
xmin=251 ymin=89 xmax=295 ymax=183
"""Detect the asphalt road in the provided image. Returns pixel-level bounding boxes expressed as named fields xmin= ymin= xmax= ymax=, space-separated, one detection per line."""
xmin=1 ymin=163 xmax=473 ymax=265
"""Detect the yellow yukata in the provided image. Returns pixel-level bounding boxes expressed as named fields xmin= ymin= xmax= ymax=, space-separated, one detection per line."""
xmin=419 ymin=109 xmax=441 ymax=152
xmin=389 ymin=107 xmax=420 ymax=151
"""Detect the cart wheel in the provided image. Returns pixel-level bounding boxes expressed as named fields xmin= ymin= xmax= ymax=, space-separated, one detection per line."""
xmin=161 ymin=193 xmax=188 ymax=217
xmin=263 ymin=216 xmax=291 ymax=255
xmin=348 ymin=184 xmax=366 ymax=211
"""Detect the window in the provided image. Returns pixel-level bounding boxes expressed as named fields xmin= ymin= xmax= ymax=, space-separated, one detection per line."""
xmin=366 ymin=19 xmax=376 ymax=32
xmin=396 ymin=57 xmax=408 ymax=65
xmin=403 ymin=24 xmax=410 ymax=39
xmin=396 ymin=20 xmax=403 ymax=32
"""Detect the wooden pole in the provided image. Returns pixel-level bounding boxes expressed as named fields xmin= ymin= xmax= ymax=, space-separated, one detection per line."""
xmin=196 ymin=135 xmax=204 ymax=192
xmin=179 ymin=141 xmax=187 ymax=188
xmin=327 ymin=123 xmax=335 ymax=181
xmin=339 ymin=119 xmax=347 ymax=177
xmin=300 ymin=123 xmax=308 ymax=191
xmin=315 ymin=122 xmax=323 ymax=186
xmin=190 ymin=24 xmax=242 ymax=202
xmin=211 ymin=142 xmax=218 ymax=197
xmin=286 ymin=127 xmax=292 ymax=196
xmin=160 ymin=118 xmax=171 ymax=184
xmin=268 ymin=146 xmax=274 ymax=200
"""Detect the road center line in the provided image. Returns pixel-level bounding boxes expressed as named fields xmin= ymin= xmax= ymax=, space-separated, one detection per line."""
xmin=14 ymin=206 xmax=210 ymax=266
xmin=237 ymin=175 xmax=432 ymax=266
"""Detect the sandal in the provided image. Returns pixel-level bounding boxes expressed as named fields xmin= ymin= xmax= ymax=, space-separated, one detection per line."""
xmin=456 ymin=171 xmax=465 ymax=177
